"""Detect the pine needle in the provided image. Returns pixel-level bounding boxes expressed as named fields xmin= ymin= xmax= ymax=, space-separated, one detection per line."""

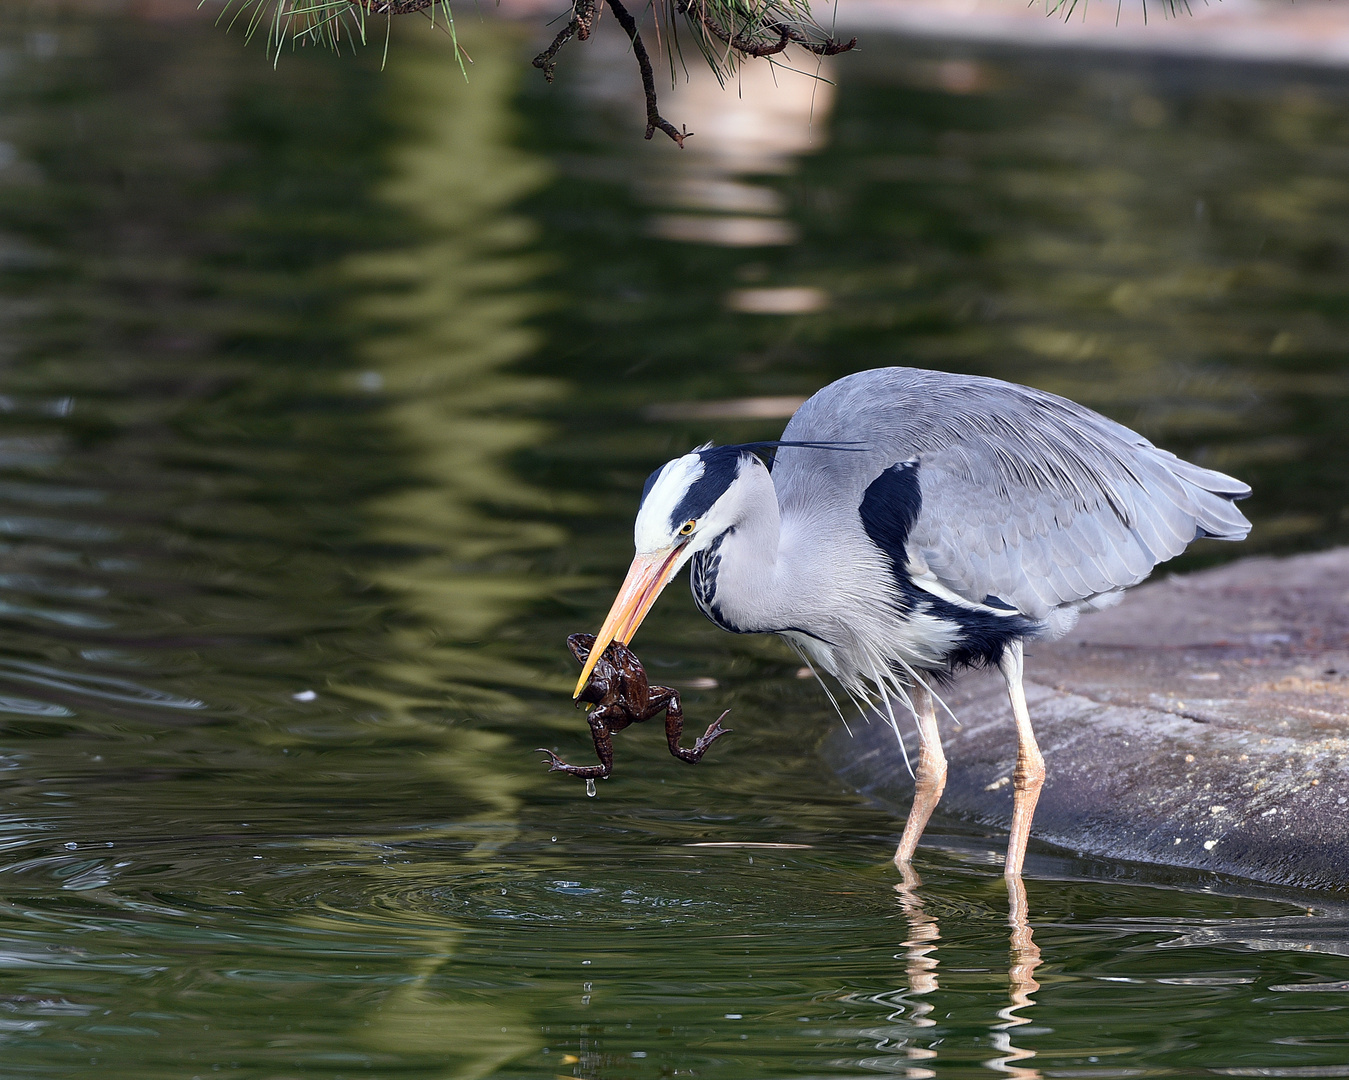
xmin=203 ymin=0 xmax=462 ymax=68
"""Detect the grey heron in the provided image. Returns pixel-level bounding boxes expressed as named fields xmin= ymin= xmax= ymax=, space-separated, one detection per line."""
xmin=574 ymin=367 xmax=1252 ymax=877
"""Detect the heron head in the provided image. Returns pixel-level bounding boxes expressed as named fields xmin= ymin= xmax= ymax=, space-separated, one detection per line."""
xmin=573 ymin=445 xmax=763 ymax=697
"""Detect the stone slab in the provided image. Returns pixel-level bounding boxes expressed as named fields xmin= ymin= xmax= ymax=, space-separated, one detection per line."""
xmin=822 ymin=548 xmax=1349 ymax=890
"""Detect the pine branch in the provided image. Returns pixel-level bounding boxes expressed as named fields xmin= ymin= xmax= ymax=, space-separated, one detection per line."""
xmin=207 ymin=0 xmax=857 ymax=145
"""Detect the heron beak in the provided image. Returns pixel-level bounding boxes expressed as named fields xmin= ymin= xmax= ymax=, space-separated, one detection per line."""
xmin=573 ymin=543 xmax=688 ymax=698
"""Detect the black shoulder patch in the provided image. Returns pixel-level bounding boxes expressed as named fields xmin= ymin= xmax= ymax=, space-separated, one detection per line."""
xmin=861 ymin=459 xmax=1040 ymax=672
xmin=859 ymin=459 xmax=923 ymax=563
xmin=669 ymin=446 xmax=747 ymax=530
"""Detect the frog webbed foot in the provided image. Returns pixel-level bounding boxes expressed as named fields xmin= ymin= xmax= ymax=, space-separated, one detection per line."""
xmin=693 ymin=710 xmax=732 ymax=755
xmin=668 ymin=709 xmax=732 ymax=763
xmin=536 ymin=748 xmax=611 ymax=780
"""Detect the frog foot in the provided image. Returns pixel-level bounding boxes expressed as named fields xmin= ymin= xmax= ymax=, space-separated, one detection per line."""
xmin=672 ymin=711 xmax=732 ymax=763
xmin=536 ymin=748 xmax=610 ymax=780
xmin=694 ymin=710 xmax=732 ymax=754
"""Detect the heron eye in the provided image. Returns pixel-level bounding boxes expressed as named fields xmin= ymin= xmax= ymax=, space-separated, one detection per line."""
xmin=679 ymin=519 xmax=696 ymax=536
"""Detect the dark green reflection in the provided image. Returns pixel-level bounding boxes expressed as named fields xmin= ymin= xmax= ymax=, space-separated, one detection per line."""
xmin=0 ymin=9 xmax=550 ymax=1076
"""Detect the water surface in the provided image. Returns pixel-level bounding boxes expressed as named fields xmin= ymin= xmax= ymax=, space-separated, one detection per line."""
xmin=0 ymin=8 xmax=1344 ymax=1077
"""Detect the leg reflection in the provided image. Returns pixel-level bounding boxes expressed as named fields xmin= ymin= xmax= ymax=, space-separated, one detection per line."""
xmin=891 ymin=864 xmax=1045 ymax=1079
xmin=986 ymin=875 xmax=1043 ymax=1079
xmin=895 ymin=865 xmax=941 ymax=999
xmin=892 ymin=866 xmax=940 ymax=1078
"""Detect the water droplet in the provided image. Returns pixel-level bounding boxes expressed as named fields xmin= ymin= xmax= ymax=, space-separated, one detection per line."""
xmin=585 ymin=778 xmax=596 ymax=798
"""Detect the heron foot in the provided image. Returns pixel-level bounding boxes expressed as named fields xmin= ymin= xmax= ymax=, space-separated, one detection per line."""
xmin=670 ymin=710 xmax=732 ymax=763
xmin=536 ymin=748 xmax=611 ymax=780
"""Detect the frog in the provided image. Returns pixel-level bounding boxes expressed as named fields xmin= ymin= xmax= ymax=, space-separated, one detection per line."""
xmin=537 ymin=632 xmax=731 ymax=780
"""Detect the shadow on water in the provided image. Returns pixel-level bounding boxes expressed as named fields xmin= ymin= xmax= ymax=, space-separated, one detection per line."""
xmin=0 ymin=5 xmax=1340 ymax=1078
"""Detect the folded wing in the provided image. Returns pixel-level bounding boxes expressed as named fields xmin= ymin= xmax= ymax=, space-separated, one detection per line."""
xmin=774 ymin=368 xmax=1251 ymax=621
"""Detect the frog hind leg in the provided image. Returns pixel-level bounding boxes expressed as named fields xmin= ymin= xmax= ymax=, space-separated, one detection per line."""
xmin=649 ymin=686 xmax=731 ymax=763
xmin=537 ymin=706 xmax=620 ymax=779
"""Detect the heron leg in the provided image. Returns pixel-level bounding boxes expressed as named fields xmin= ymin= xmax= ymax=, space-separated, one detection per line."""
xmin=894 ymin=681 xmax=946 ymax=868
xmin=999 ymin=639 xmax=1044 ymax=879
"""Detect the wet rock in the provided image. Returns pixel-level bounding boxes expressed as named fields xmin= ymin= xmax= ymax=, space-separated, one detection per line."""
xmin=823 ymin=547 xmax=1349 ymax=889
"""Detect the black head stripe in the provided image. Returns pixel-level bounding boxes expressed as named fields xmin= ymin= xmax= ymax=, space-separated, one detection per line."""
xmin=669 ymin=446 xmax=747 ymax=530
xmin=733 ymin=439 xmax=870 ymax=453
xmin=730 ymin=439 xmax=869 ymax=473
xmin=642 ymin=439 xmax=866 ymax=514
xmin=640 ymin=464 xmax=666 ymax=507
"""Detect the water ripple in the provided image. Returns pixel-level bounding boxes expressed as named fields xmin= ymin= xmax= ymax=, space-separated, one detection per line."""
xmin=0 ymin=661 xmax=203 ymax=710
xmin=0 ymin=516 xmax=115 ymax=542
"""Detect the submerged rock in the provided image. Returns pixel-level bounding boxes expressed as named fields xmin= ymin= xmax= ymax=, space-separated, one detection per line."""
xmin=823 ymin=547 xmax=1349 ymax=890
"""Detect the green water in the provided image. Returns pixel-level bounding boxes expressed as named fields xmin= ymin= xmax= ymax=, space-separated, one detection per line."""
xmin=0 ymin=8 xmax=1344 ymax=1077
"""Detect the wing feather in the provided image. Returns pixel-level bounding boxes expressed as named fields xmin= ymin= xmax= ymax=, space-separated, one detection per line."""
xmin=774 ymin=368 xmax=1251 ymax=621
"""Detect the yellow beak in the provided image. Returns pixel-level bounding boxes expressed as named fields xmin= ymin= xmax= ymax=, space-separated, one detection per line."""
xmin=573 ymin=543 xmax=688 ymax=698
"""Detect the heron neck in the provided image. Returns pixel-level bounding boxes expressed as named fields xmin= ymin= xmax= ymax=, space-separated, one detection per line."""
xmin=692 ymin=464 xmax=788 ymax=633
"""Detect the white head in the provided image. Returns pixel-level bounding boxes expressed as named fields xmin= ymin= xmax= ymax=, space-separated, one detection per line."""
xmin=573 ymin=444 xmax=768 ymax=695
xmin=633 ymin=444 xmax=766 ymax=554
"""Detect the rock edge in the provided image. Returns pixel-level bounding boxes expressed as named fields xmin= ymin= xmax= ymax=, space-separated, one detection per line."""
xmin=822 ymin=547 xmax=1349 ymax=890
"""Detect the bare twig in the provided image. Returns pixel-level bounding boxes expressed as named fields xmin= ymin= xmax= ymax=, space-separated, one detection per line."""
xmin=676 ymin=0 xmax=856 ymax=57
xmin=706 ymin=17 xmax=793 ymax=56
xmin=533 ymin=21 xmax=578 ymax=81
xmin=786 ymin=24 xmax=857 ymax=55
xmin=532 ymin=0 xmax=597 ymax=81
xmin=605 ymin=0 xmax=690 ymax=147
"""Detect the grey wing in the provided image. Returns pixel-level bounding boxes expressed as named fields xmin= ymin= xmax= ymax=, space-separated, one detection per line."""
xmin=775 ymin=368 xmax=1251 ymax=621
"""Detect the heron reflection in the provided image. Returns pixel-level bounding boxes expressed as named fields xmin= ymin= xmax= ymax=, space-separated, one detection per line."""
xmin=893 ymin=864 xmax=1044 ymax=1079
